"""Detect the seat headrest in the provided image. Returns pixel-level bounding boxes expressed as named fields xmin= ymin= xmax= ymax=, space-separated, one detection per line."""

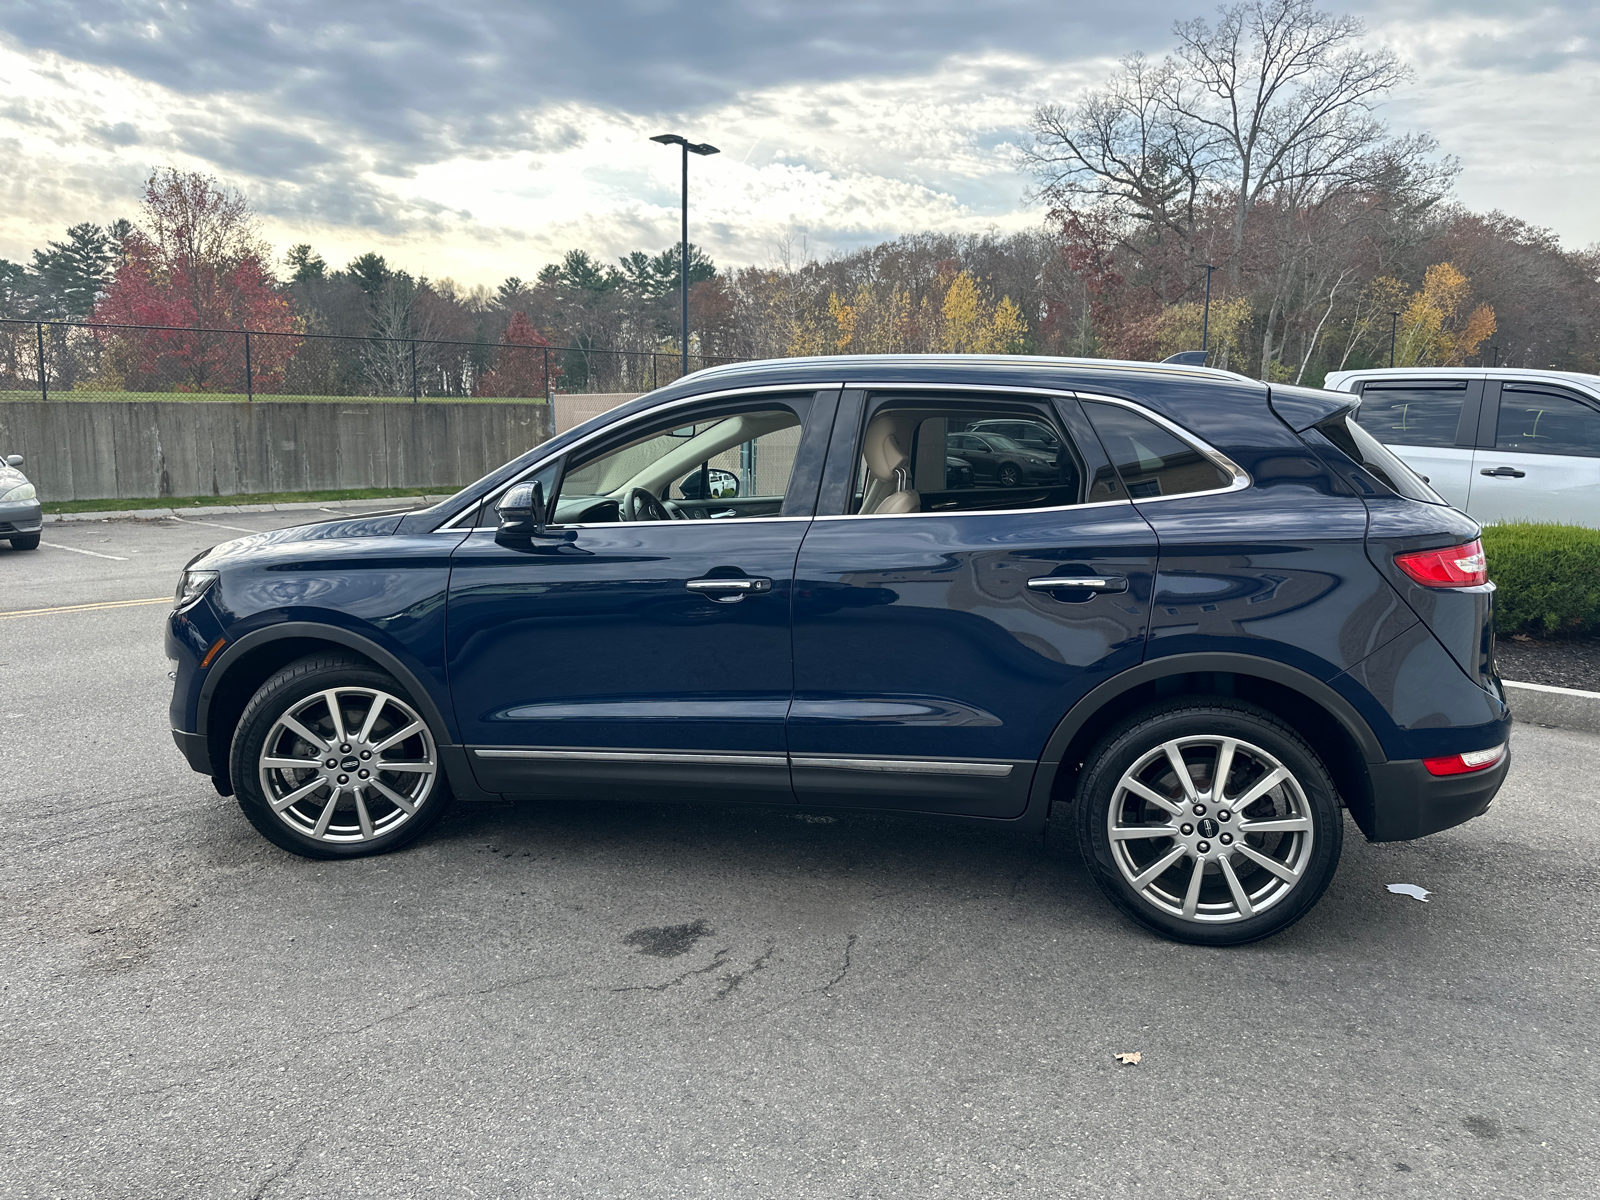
xmin=862 ymin=414 xmax=909 ymax=483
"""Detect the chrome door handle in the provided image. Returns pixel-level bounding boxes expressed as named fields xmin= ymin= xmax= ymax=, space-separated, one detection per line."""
xmin=1480 ymin=466 xmax=1526 ymax=478
xmin=686 ymin=576 xmax=773 ymax=603
xmin=1027 ymin=575 xmax=1127 ymax=593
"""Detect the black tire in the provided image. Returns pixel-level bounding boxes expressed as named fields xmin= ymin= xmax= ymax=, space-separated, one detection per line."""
xmin=998 ymin=462 xmax=1022 ymax=487
xmin=1075 ymin=698 xmax=1343 ymax=946
xmin=229 ymin=654 xmax=454 ymax=860
xmin=9 ymin=532 xmax=39 ymax=550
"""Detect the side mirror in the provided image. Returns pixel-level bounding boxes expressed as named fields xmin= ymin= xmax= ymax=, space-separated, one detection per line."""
xmin=678 ymin=467 xmax=740 ymax=500
xmin=495 ymin=479 xmax=547 ymax=545
xmin=4 ymin=455 xmax=21 ymax=468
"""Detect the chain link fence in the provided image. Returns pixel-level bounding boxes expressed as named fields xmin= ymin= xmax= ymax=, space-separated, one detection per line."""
xmin=0 ymin=318 xmax=745 ymax=402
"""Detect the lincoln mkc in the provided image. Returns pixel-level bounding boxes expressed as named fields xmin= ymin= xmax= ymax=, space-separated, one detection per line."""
xmin=167 ymin=356 xmax=1509 ymax=944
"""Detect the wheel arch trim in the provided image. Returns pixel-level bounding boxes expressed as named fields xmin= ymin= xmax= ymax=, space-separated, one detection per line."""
xmin=198 ymin=621 xmax=456 ymax=746
xmin=1038 ymin=652 xmax=1386 ymax=767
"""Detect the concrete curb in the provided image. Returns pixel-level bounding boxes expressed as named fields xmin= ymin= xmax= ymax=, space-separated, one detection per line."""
xmin=1506 ymin=680 xmax=1600 ymax=736
xmin=45 ymin=496 xmax=456 ymax=523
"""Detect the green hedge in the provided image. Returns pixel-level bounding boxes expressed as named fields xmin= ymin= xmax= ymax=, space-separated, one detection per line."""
xmin=1483 ymin=522 xmax=1600 ymax=636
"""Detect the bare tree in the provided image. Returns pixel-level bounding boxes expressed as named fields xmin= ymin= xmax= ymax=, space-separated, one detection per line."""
xmin=1027 ymin=0 xmax=1415 ymax=292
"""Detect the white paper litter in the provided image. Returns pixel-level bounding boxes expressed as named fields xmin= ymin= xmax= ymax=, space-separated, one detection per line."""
xmin=1386 ymin=883 xmax=1432 ymax=902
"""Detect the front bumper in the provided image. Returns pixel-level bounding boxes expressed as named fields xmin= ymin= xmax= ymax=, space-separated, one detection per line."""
xmin=0 ymin=499 xmax=42 ymax=535
xmin=1362 ymin=749 xmax=1510 ymax=841
xmin=172 ymin=727 xmax=213 ymax=775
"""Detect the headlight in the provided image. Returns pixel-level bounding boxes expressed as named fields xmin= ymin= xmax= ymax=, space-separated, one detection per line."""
xmin=173 ymin=569 xmax=219 ymax=611
xmin=0 ymin=482 xmax=35 ymax=502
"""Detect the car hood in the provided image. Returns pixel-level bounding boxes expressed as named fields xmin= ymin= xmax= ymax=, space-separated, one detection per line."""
xmin=192 ymin=511 xmax=407 ymax=567
xmin=0 ymin=467 xmax=30 ymax=491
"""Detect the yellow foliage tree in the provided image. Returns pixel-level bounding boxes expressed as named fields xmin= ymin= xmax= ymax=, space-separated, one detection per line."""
xmin=1148 ymin=298 xmax=1252 ymax=366
xmin=828 ymin=284 xmax=911 ymax=354
xmin=1394 ymin=263 xmax=1496 ymax=367
xmin=938 ymin=271 xmax=1028 ymax=354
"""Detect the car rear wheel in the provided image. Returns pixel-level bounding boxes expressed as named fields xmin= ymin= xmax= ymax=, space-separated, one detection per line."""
xmin=8 ymin=533 xmax=39 ymax=550
xmin=1075 ymin=700 xmax=1343 ymax=945
xmin=230 ymin=655 xmax=453 ymax=859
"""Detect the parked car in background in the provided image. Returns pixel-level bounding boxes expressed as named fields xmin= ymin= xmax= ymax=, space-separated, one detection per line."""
xmin=943 ymin=430 xmax=1062 ymax=487
xmin=1324 ymin=367 xmax=1600 ymax=527
xmin=168 ymin=356 xmax=1508 ymax=946
xmin=967 ymin=417 xmax=1063 ymax=455
xmin=0 ymin=454 xmax=41 ymax=551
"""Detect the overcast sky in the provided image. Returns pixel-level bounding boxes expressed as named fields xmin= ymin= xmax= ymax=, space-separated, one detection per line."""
xmin=1 ymin=1 xmax=1595 ymax=287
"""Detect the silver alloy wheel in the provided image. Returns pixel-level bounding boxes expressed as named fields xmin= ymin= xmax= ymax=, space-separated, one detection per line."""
xmin=257 ymin=687 xmax=437 ymax=844
xmin=1107 ymin=735 xmax=1315 ymax=923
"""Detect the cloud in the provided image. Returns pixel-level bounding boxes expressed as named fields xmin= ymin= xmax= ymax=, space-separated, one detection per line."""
xmin=2 ymin=1 xmax=1599 ymax=285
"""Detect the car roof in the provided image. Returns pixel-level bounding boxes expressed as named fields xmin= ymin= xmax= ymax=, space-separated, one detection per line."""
xmin=1324 ymin=366 xmax=1600 ymax=397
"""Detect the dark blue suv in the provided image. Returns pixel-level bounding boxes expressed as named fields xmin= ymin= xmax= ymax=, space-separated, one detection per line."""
xmin=167 ymin=356 xmax=1510 ymax=944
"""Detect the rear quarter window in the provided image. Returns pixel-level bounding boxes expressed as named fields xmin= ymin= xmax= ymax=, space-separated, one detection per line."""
xmin=1316 ymin=412 xmax=1446 ymax=504
xmin=1081 ymin=402 xmax=1233 ymax=499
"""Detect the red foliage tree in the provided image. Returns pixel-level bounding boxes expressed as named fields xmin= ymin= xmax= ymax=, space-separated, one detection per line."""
xmin=474 ymin=311 xmax=560 ymax=398
xmin=93 ymin=170 xmax=298 ymax=392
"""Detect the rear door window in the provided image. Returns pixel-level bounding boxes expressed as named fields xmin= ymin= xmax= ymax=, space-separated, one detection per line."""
xmin=1495 ymin=388 xmax=1600 ymax=457
xmin=1356 ymin=382 xmax=1470 ymax=447
xmin=849 ymin=399 xmax=1095 ymax=515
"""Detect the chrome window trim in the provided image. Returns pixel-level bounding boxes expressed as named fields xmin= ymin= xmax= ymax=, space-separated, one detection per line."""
xmin=812 ymin=382 xmax=1249 ymax=520
xmin=473 ymin=747 xmax=788 ymax=767
xmin=438 ymin=383 xmax=842 ymax=532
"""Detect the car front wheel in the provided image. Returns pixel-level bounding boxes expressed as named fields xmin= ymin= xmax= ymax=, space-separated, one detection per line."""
xmin=8 ymin=533 xmax=39 ymax=550
xmin=998 ymin=463 xmax=1022 ymax=487
xmin=1075 ymin=700 xmax=1343 ymax=945
xmin=229 ymin=655 xmax=453 ymax=859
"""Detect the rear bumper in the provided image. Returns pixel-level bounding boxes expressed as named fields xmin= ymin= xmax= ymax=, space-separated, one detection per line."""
xmin=1362 ymin=750 xmax=1510 ymax=841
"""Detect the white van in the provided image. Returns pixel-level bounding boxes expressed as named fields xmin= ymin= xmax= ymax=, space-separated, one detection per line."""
xmin=1323 ymin=367 xmax=1600 ymax=527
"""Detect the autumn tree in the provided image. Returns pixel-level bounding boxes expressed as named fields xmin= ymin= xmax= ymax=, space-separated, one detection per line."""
xmin=474 ymin=310 xmax=560 ymax=398
xmin=93 ymin=170 xmax=296 ymax=391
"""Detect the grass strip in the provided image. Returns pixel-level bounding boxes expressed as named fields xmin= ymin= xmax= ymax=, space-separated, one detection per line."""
xmin=43 ymin=485 xmax=463 ymax=515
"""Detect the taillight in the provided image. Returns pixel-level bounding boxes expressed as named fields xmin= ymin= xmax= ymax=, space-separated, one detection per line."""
xmin=1394 ymin=539 xmax=1487 ymax=588
xmin=1423 ymin=743 xmax=1506 ymax=776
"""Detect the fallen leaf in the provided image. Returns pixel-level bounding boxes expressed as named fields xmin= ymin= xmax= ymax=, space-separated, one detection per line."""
xmin=1386 ymin=883 xmax=1432 ymax=902
xmin=1113 ymin=1052 xmax=1141 ymax=1065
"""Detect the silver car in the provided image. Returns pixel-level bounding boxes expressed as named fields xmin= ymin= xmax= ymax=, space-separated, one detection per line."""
xmin=1324 ymin=367 xmax=1600 ymax=527
xmin=0 ymin=454 xmax=41 ymax=551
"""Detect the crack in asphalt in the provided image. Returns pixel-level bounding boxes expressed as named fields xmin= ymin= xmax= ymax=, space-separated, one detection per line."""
xmin=610 ymin=948 xmax=731 ymax=993
xmin=131 ymin=971 xmax=572 ymax=1099
xmin=715 ymin=940 xmax=777 ymax=1000
xmin=247 ymin=1134 xmax=313 ymax=1200
xmin=823 ymin=933 xmax=858 ymax=991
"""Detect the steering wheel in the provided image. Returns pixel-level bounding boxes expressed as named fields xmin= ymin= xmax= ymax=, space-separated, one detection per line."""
xmin=623 ymin=486 xmax=676 ymax=522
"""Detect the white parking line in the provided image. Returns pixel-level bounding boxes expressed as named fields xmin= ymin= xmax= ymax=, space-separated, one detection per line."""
xmin=41 ymin=541 xmax=129 ymax=561
xmin=167 ymin=514 xmax=259 ymax=533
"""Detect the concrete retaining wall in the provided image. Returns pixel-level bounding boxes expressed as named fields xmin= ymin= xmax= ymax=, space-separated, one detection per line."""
xmin=0 ymin=400 xmax=555 ymax=502
xmin=552 ymin=393 xmax=642 ymax=434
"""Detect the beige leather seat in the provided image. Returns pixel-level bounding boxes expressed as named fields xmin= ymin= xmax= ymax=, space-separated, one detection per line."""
xmin=859 ymin=414 xmax=920 ymax=515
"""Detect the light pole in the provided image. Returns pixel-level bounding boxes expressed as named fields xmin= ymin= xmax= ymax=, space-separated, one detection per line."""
xmin=1389 ymin=311 xmax=1400 ymax=368
xmin=1200 ymin=264 xmax=1217 ymax=355
xmin=650 ymin=133 xmax=719 ymax=378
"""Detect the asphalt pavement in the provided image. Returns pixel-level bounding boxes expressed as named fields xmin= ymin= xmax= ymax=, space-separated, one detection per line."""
xmin=1 ymin=511 xmax=1596 ymax=1199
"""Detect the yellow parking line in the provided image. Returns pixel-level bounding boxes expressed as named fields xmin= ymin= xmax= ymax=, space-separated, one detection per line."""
xmin=0 ymin=597 xmax=171 ymax=620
